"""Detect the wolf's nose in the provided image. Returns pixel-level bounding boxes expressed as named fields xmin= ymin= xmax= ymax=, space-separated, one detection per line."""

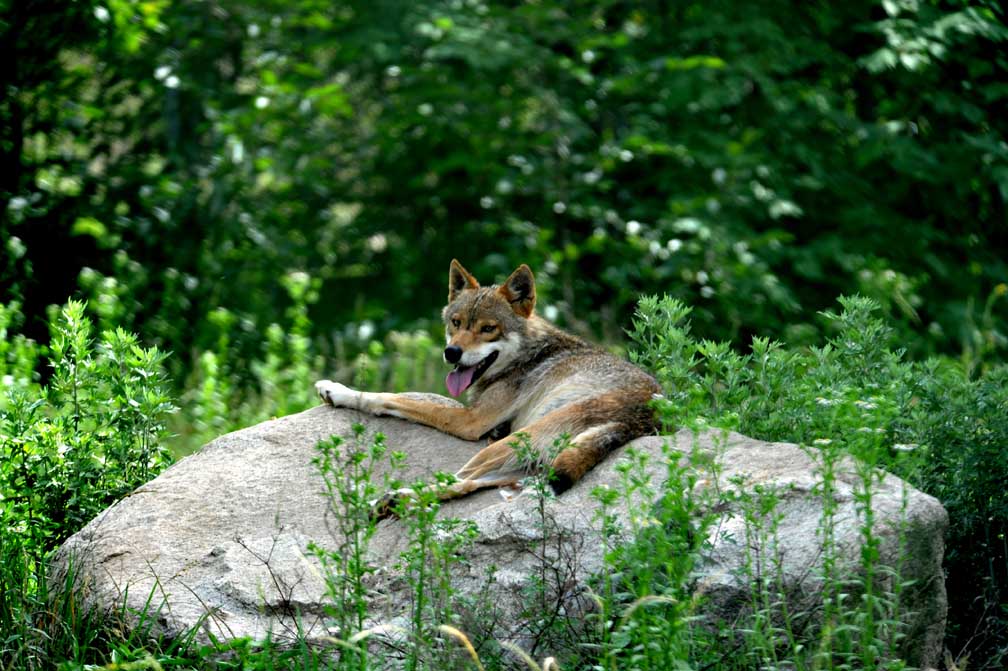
xmin=444 ymin=345 xmax=463 ymax=364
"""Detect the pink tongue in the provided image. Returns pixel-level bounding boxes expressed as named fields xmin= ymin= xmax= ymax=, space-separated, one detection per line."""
xmin=446 ymin=366 xmax=477 ymax=397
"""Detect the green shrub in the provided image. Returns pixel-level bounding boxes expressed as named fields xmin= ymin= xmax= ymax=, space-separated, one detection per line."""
xmin=1 ymin=301 xmax=175 ymax=555
xmin=629 ymin=293 xmax=1008 ymax=668
xmin=10 ymin=0 xmax=1008 ymax=398
xmin=591 ymin=442 xmax=718 ymax=671
xmin=0 ymin=300 xmax=176 ymax=670
xmin=308 ymin=426 xmax=388 ymax=670
xmin=897 ymin=362 xmax=1008 ymax=663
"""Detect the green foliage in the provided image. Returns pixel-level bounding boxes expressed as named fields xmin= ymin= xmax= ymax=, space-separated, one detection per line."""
xmin=3 ymin=0 xmax=1008 ymax=657
xmin=309 ymin=427 xmax=482 ymax=670
xmin=308 ymin=426 xmax=387 ymax=668
xmin=393 ymin=476 xmax=480 ymax=671
xmin=167 ymin=284 xmax=441 ymax=457
xmin=170 ymin=271 xmax=324 ymax=453
xmin=629 ymin=293 xmax=1008 ymax=667
xmin=1 ymin=290 xmax=1005 ymax=668
xmin=509 ymin=433 xmax=589 ymax=661
xmin=897 ymin=361 xmax=1008 ymax=661
xmin=1 ymin=301 xmax=174 ymax=554
xmin=4 ymin=0 xmax=1006 ymax=381
xmin=0 ymin=300 xmax=175 ymax=670
xmin=591 ymin=443 xmax=716 ymax=671
xmin=0 ymin=300 xmax=40 ymax=401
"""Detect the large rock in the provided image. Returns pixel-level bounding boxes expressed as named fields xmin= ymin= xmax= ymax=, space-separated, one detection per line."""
xmin=52 ymin=401 xmax=948 ymax=666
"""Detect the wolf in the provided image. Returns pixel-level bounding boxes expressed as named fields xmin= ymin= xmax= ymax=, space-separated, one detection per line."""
xmin=315 ymin=260 xmax=661 ymax=513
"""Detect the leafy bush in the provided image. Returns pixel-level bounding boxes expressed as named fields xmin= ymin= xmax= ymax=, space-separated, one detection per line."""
xmin=0 ymin=301 xmax=40 ymax=400
xmin=590 ymin=442 xmax=717 ymax=670
xmin=0 ymin=300 xmax=175 ymax=670
xmin=629 ymin=293 xmax=1008 ymax=667
xmin=900 ymin=362 xmax=1008 ymax=662
xmin=1 ymin=301 xmax=175 ymax=554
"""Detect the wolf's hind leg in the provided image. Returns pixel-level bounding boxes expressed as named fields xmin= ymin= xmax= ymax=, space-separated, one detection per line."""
xmin=368 ymin=429 xmax=537 ymax=520
xmin=549 ymin=421 xmax=629 ymax=494
xmin=371 ymin=475 xmax=523 ymax=520
xmin=453 ymin=438 xmax=522 ymax=481
xmin=453 ymin=406 xmax=640 ymax=496
xmin=448 ymin=418 xmax=630 ymax=501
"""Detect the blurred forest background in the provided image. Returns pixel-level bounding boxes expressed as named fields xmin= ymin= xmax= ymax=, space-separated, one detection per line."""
xmin=3 ymin=1 xmax=1008 ymax=667
xmin=4 ymin=0 xmax=1007 ymax=378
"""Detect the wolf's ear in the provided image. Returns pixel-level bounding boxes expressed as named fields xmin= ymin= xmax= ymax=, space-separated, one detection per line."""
xmin=448 ymin=259 xmax=480 ymax=302
xmin=498 ymin=264 xmax=536 ymax=318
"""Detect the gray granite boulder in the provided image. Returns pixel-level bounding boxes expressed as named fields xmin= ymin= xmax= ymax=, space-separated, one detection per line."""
xmin=51 ymin=400 xmax=948 ymax=666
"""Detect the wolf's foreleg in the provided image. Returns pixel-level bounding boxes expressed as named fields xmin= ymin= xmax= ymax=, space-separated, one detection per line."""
xmin=315 ymin=379 xmax=500 ymax=441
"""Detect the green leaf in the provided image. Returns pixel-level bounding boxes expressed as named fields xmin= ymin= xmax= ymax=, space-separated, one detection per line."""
xmin=71 ymin=217 xmax=108 ymax=241
xmin=664 ymin=55 xmax=727 ymax=71
xmin=306 ymin=83 xmax=353 ymax=117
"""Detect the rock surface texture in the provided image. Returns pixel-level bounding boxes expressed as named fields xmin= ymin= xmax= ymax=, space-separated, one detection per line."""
xmin=53 ymin=401 xmax=948 ymax=666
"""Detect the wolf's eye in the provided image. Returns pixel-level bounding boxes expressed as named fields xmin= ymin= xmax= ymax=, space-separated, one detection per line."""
xmin=451 ymin=319 xmax=461 ymax=328
xmin=481 ymin=324 xmax=496 ymax=333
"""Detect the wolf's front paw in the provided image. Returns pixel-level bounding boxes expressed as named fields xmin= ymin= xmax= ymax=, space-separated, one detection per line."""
xmin=315 ymin=379 xmax=358 ymax=408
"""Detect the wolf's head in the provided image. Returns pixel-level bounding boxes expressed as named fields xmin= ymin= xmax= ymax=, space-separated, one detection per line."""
xmin=440 ymin=259 xmax=535 ymax=397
